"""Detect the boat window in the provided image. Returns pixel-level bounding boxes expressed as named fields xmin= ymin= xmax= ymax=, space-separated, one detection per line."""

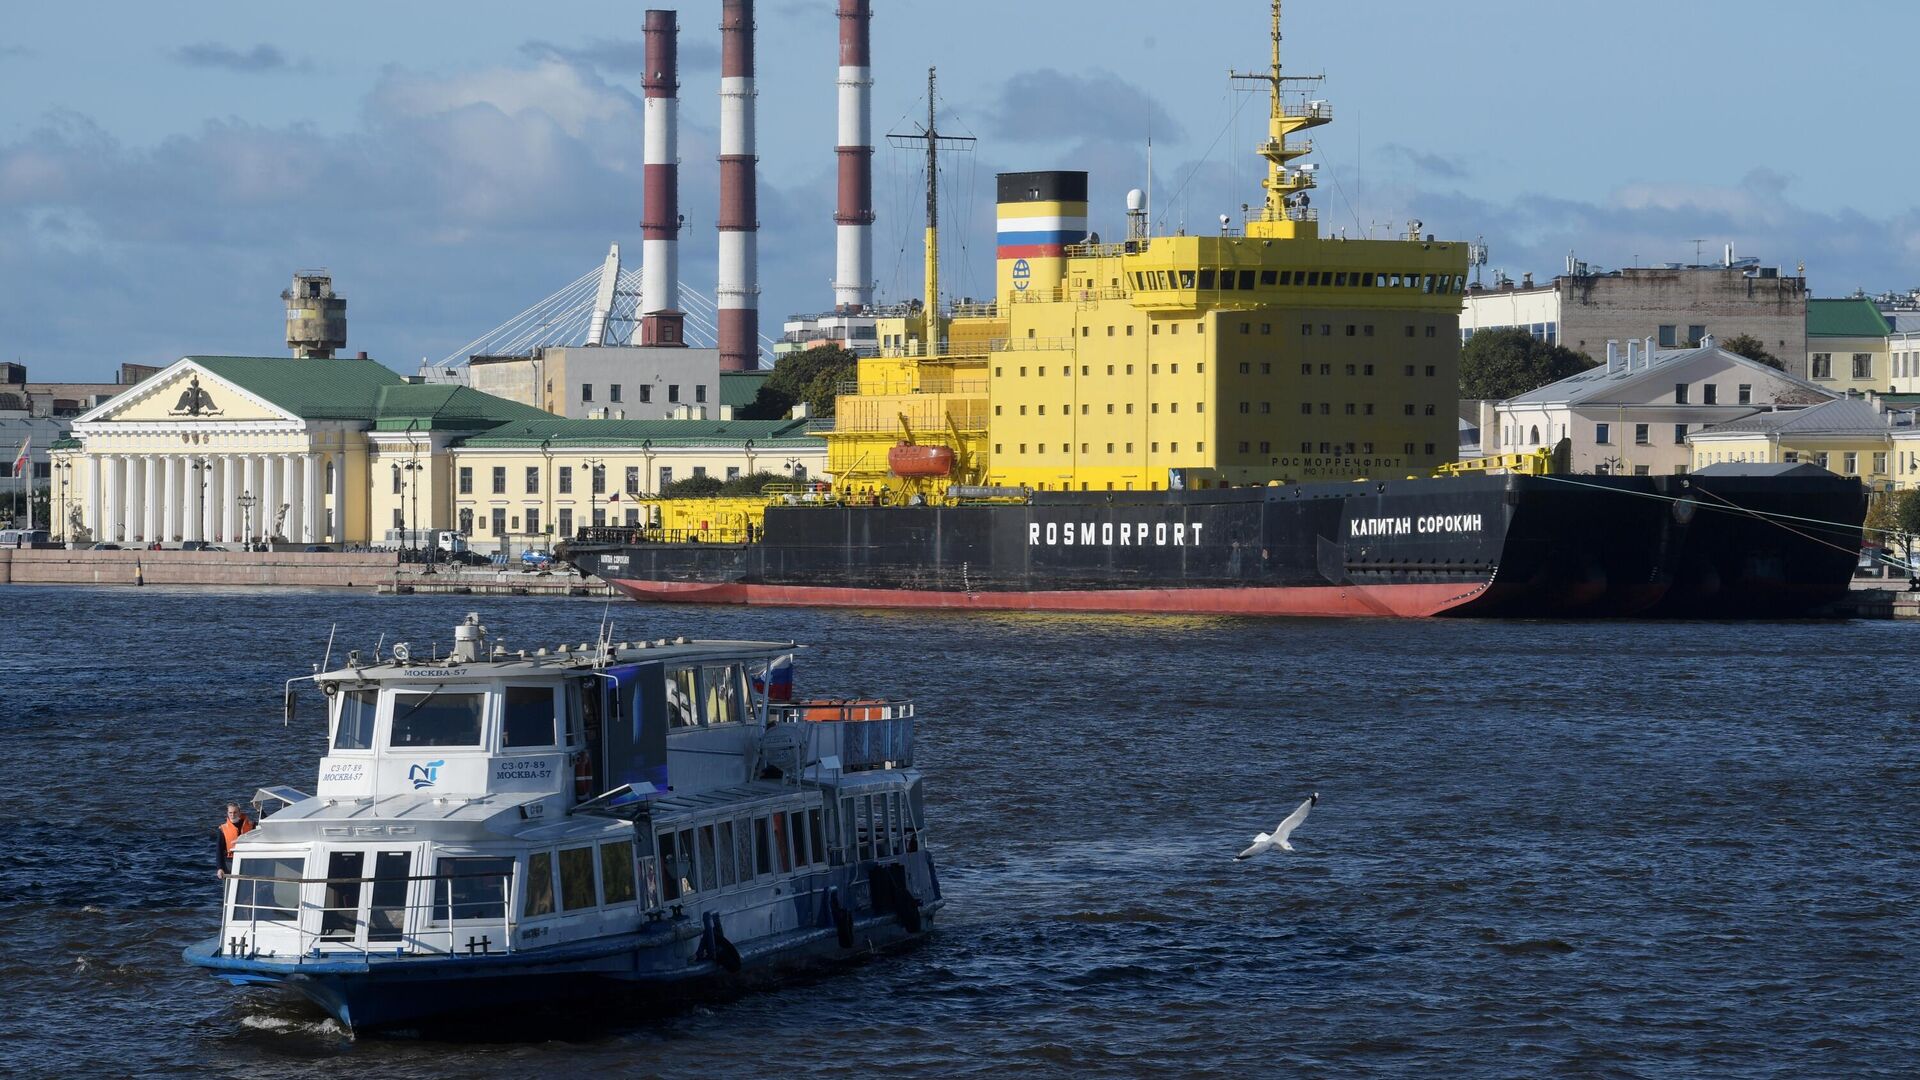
xmin=389 ymin=691 xmax=484 ymax=747
xmin=667 ymin=668 xmax=699 ymax=728
xmin=640 ymin=855 xmax=660 ymax=908
xmin=231 ymin=856 xmax=304 ymax=924
xmin=599 ymin=841 xmax=637 ymax=906
xmin=558 ymin=846 xmax=597 ymax=911
xmin=876 ymin=795 xmax=894 ymax=858
xmin=808 ymin=809 xmax=827 ymax=865
xmin=676 ymin=829 xmax=697 ymax=895
xmin=657 ymin=833 xmax=681 ymax=901
xmin=790 ymin=811 xmax=810 ymax=866
xmin=701 ymin=666 xmax=744 ymax=726
xmin=858 ymin=796 xmax=875 ymax=861
xmin=754 ymin=816 xmax=773 ymax=876
xmin=840 ymin=797 xmax=857 ymax=858
xmin=434 ymin=856 xmax=514 ymax=922
xmin=320 ymin=851 xmax=363 ymax=940
xmin=1197 ymin=269 xmax=1215 ymax=290
xmin=717 ymin=821 xmax=738 ymax=887
xmin=368 ymin=851 xmax=411 ymax=942
xmin=697 ymin=825 xmax=718 ymax=892
xmin=502 ymin=686 xmax=557 ymax=748
xmin=333 ymin=690 xmax=378 ymax=750
xmin=735 ymin=816 xmax=754 ymax=882
xmin=525 ymin=851 xmax=557 ymax=916
xmin=772 ymin=812 xmax=793 ymax=873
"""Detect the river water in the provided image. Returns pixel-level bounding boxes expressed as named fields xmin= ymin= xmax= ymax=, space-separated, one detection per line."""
xmin=1 ymin=585 xmax=1915 ymax=1078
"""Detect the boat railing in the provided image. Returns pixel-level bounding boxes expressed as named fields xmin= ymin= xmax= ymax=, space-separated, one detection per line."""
xmin=765 ymin=703 xmax=916 ymax=771
xmin=222 ymin=869 xmax=519 ymax=963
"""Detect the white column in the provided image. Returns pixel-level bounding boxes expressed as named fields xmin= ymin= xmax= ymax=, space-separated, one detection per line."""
xmin=160 ymin=456 xmax=179 ymax=542
xmin=330 ymin=451 xmax=346 ymax=543
xmin=280 ymin=454 xmax=301 ymax=543
xmin=201 ymin=457 xmax=220 ymax=542
xmin=123 ymin=456 xmax=142 ymax=543
xmin=101 ymin=456 xmax=122 ymax=542
xmin=244 ymin=455 xmax=261 ymax=542
xmin=260 ymin=453 xmax=278 ymax=542
xmin=303 ymin=453 xmax=323 ymax=543
xmin=183 ymin=458 xmax=202 ymax=543
xmin=86 ymin=454 xmax=102 ymax=541
xmin=141 ymin=457 xmax=157 ymax=541
xmin=222 ymin=456 xmax=240 ymax=541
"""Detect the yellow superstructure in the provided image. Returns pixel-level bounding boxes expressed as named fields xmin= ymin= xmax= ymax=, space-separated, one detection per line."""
xmin=824 ymin=1 xmax=1468 ymax=497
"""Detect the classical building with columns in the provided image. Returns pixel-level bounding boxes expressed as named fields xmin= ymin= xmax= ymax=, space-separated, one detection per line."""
xmin=52 ymin=355 xmax=829 ymax=552
xmin=59 ymin=356 xmax=548 ymax=546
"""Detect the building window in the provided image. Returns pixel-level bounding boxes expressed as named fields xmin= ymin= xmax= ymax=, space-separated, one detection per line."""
xmin=1658 ymin=325 xmax=1677 ymax=348
xmin=392 ymin=508 xmax=404 ymax=529
xmin=1239 ymin=402 xmax=1250 ymax=414
xmin=1635 ymin=424 xmax=1650 ymax=445
xmin=392 ymin=465 xmax=403 ymax=494
xmin=1737 ymin=384 xmax=1752 ymax=405
xmin=582 ymin=383 xmax=594 ymax=403
xmin=1872 ymin=452 xmax=1888 ymax=475
xmin=525 ymin=466 xmax=540 ymax=494
xmin=1674 ymin=424 xmax=1688 ymax=445
xmin=557 ymin=508 xmax=573 ymax=536
xmin=491 ymin=467 xmax=506 ymax=495
xmin=1596 ymin=423 xmax=1610 ymax=445
xmin=1404 ymin=365 xmax=1415 ymax=377
xmin=458 ymin=467 xmax=472 ymax=495
xmin=1811 ymin=353 xmax=1832 ymax=379
xmin=640 ymin=385 xmax=652 ymax=403
xmin=1675 ymin=383 xmax=1689 ymax=404
xmin=658 ymin=467 xmax=673 ymax=489
xmin=1813 ymin=452 xmax=1828 ymax=470
xmin=696 ymin=384 xmax=708 ymax=403
xmin=558 ymin=466 xmax=573 ymax=494
xmin=1703 ymin=384 xmax=1718 ymax=405
xmin=625 ymin=466 xmax=640 ymax=494
xmin=1301 ymin=403 xmax=1314 ymax=415
xmin=590 ymin=465 xmax=606 ymax=494
xmin=1688 ymin=325 xmax=1706 ymax=345
xmin=1843 ymin=451 xmax=1858 ymax=474
xmin=1424 ymin=405 xmax=1436 ymax=416
xmin=491 ymin=508 xmax=507 ymax=537
xmin=668 ymin=385 xmax=680 ymax=403
xmin=1853 ymin=353 xmax=1873 ymax=379
xmin=610 ymin=384 xmax=622 ymax=403
xmin=526 ymin=508 xmax=541 ymax=535
xmin=1404 ymin=404 xmax=1415 ymax=416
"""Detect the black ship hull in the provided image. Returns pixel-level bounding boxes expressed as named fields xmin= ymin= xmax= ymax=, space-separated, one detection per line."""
xmin=561 ymin=470 xmax=1864 ymax=619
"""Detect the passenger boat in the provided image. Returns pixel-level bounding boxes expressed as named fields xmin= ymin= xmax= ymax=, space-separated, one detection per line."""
xmin=183 ymin=614 xmax=940 ymax=1030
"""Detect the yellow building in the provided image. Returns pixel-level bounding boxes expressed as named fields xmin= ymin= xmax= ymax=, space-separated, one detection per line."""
xmin=1806 ymin=298 xmax=1894 ymax=395
xmin=53 ymin=355 xmax=826 ymax=550
xmin=1688 ymin=393 xmax=1919 ymax=489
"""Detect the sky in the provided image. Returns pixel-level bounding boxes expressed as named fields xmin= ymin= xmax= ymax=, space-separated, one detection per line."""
xmin=4 ymin=0 xmax=1918 ymax=382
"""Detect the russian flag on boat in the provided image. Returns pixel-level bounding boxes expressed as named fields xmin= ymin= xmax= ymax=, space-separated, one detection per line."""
xmin=753 ymin=654 xmax=794 ymax=701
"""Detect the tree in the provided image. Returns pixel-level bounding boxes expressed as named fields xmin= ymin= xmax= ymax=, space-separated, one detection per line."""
xmin=1458 ymin=327 xmax=1594 ymax=400
xmin=737 ymin=345 xmax=860 ymax=420
xmin=660 ymin=474 xmax=725 ymax=498
xmin=1717 ymin=333 xmax=1785 ymax=371
xmin=1895 ymin=491 xmax=1920 ymax=572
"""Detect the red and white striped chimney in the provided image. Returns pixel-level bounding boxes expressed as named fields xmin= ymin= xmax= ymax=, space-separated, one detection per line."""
xmin=832 ymin=0 xmax=874 ymax=313
xmin=640 ymin=9 xmax=686 ymax=347
xmin=716 ymin=0 xmax=758 ymax=371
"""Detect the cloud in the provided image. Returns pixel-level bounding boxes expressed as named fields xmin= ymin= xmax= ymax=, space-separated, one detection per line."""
xmin=520 ymin=37 xmax=719 ymax=75
xmin=1377 ymin=142 xmax=1467 ymax=180
xmin=170 ymin=42 xmax=300 ymax=74
xmin=982 ymin=69 xmax=1184 ymax=147
xmin=0 ymin=46 xmax=33 ymax=60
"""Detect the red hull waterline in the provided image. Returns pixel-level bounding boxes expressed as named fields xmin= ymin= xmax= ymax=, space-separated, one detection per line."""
xmin=604 ymin=577 xmax=1496 ymax=618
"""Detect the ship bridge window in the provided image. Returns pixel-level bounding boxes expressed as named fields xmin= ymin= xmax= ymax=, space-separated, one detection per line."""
xmin=1239 ymin=270 xmax=1256 ymax=290
xmin=1262 ymin=270 xmax=1278 ymax=286
xmin=502 ymin=686 xmax=558 ymax=748
xmin=389 ymin=692 xmax=485 ymax=747
xmin=432 ymin=856 xmax=514 ymax=922
xmin=1198 ymin=270 xmax=1215 ymax=289
xmin=231 ymin=856 xmax=304 ymax=924
xmin=667 ymin=668 xmax=699 ymax=728
xmin=558 ymin=846 xmax=596 ymax=911
xmin=601 ymin=840 xmax=638 ymax=905
xmin=1179 ymin=270 xmax=1195 ymax=288
xmin=333 ymin=689 xmax=378 ymax=750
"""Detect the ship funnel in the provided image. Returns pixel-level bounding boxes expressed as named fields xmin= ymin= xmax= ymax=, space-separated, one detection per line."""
xmin=832 ymin=0 xmax=874 ymax=313
xmin=717 ymin=0 xmax=759 ymax=370
xmin=640 ymin=10 xmax=687 ymax=346
xmin=996 ymin=171 xmax=1088 ymax=309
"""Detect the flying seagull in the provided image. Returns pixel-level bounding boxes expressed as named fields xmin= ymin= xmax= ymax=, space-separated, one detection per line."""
xmin=1235 ymin=793 xmax=1318 ymax=861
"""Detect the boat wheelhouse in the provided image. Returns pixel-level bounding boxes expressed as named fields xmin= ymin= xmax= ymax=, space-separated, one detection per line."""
xmin=184 ymin=614 xmax=939 ymax=1029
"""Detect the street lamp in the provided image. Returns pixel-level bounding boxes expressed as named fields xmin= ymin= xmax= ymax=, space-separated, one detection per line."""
xmin=400 ymin=459 xmax=427 ymax=570
xmin=53 ymin=459 xmax=70 ymax=545
xmin=583 ymin=457 xmax=606 ymax=531
xmin=237 ymin=491 xmax=256 ymax=550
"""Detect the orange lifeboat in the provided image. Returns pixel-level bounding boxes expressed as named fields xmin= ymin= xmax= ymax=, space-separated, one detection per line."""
xmin=887 ymin=443 xmax=954 ymax=478
xmin=796 ymin=698 xmax=891 ymax=721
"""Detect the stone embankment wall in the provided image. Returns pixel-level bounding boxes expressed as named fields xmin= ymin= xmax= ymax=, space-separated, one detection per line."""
xmin=0 ymin=548 xmax=399 ymax=588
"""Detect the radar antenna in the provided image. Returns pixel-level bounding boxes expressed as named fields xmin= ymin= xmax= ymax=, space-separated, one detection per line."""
xmin=1229 ymin=0 xmax=1330 ymax=239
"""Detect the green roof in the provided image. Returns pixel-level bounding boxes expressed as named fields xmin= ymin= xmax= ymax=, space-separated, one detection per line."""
xmin=719 ymin=369 xmax=772 ymax=409
xmin=1807 ymin=299 xmax=1891 ymax=338
xmin=189 ymin=356 xmax=405 ymax=419
xmin=455 ymin=417 xmax=818 ymax=450
xmin=370 ymin=384 xmax=551 ymax=431
xmin=51 ymin=436 xmax=81 ymax=450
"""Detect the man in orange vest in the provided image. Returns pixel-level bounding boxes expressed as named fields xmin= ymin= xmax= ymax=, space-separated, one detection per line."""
xmin=214 ymin=802 xmax=254 ymax=879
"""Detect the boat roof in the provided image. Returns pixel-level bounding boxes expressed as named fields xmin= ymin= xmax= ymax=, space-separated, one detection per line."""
xmin=316 ymin=638 xmax=800 ymax=684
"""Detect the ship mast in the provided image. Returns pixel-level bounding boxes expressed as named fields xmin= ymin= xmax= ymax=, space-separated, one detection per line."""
xmin=1230 ymin=0 xmax=1330 ymax=240
xmin=889 ymin=67 xmax=973 ymax=349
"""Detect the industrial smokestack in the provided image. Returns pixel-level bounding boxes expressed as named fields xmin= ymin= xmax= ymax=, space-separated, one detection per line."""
xmin=832 ymin=0 xmax=874 ymax=313
xmin=717 ymin=0 xmax=758 ymax=371
xmin=640 ymin=9 xmax=686 ymax=346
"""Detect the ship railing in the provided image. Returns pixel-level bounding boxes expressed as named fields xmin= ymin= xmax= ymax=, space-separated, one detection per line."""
xmin=988 ymin=336 xmax=1081 ymax=353
xmin=221 ymin=869 xmax=520 ymax=963
xmin=766 ymin=702 xmax=916 ymax=771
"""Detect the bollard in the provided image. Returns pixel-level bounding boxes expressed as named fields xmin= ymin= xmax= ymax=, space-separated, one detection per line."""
xmin=134 ymin=558 xmax=145 ymax=587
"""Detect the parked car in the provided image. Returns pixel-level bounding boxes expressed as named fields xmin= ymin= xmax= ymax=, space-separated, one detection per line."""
xmin=520 ymin=549 xmax=555 ymax=570
xmin=448 ymin=549 xmax=493 ymax=566
xmin=89 ymin=542 xmax=122 ymax=550
xmin=303 ymin=544 xmax=335 ymax=553
xmin=180 ymin=540 xmax=225 ymax=552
